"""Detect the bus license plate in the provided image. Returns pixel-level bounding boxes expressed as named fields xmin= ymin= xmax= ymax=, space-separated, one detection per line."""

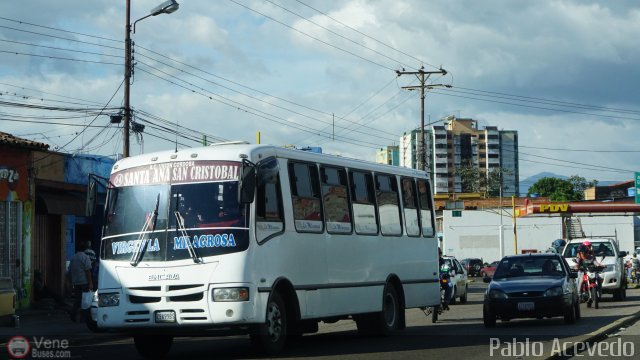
xmin=517 ymin=302 xmax=534 ymax=311
xmin=155 ymin=311 xmax=176 ymax=323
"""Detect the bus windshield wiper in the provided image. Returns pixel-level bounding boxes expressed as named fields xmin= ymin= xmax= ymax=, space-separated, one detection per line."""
xmin=130 ymin=194 xmax=160 ymax=266
xmin=175 ymin=211 xmax=202 ymax=264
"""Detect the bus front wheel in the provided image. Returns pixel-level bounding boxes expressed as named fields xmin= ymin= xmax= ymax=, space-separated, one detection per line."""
xmin=133 ymin=335 xmax=173 ymax=359
xmin=250 ymin=291 xmax=287 ymax=355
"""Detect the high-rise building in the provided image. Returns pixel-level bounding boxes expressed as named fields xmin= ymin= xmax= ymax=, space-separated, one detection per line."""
xmin=375 ymin=146 xmax=400 ymax=166
xmin=398 ymin=116 xmax=519 ymax=196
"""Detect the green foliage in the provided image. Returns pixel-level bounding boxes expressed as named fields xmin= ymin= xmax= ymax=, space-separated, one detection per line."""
xmin=526 ymin=175 xmax=598 ymax=201
xmin=454 ymin=160 xmax=513 ymax=196
xmin=454 ymin=160 xmax=482 ymax=193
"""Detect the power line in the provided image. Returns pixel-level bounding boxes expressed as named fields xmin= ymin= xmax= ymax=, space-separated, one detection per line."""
xmin=0 ymin=16 xmax=121 ymax=43
xmin=431 ymin=88 xmax=640 ymax=122
xmin=0 ymin=81 xmax=106 ymax=106
xmin=0 ymin=49 xmax=121 ymax=66
xmin=135 ymin=60 xmax=399 ymax=144
xmin=293 ymin=0 xmax=440 ymax=71
xmin=228 ymin=0 xmax=396 ymax=71
xmin=263 ymin=0 xmax=416 ymax=71
xmin=453 ymin=86 xmax=640 ymax=116
xmin=0 ymin=24 xmax=122 ymax=51
xmin=135 ymin=66 xmax=382 ymax=149
xmin=519 ymin=145 xmax=640 ymax=153
xmin=0 ymin=38 xmax=121 ymax=59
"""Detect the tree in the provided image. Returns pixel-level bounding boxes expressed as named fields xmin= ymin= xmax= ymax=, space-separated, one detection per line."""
xmin=454 ymin=160 xmax=512 ymax=196
xmin=454 ymin=160 xmax=482 ymax=193
xmin=526 ymin=175 xmax=598 ymax=201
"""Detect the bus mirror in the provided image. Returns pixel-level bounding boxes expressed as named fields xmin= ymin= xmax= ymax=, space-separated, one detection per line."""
xmin=85 ymin=177 xmax=98 ymax=217
xmin=240 ymin=160 xmax=256 ymax=204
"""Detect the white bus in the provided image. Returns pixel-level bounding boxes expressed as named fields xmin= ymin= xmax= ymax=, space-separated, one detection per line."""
xmin=93 ymin=143 xmax=440 ymax=358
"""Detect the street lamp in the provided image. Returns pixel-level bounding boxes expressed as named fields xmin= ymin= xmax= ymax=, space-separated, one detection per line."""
xmin=123 ymin=0 xmax=179 ymax=158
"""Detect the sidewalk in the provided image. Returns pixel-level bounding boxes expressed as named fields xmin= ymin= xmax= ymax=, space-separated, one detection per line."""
xmin=0 ymin=306 xmax=126 ymax=345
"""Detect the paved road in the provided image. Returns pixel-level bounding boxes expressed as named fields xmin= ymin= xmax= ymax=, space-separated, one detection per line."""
xmin=3 ymin=281 xmax=640 ymax=359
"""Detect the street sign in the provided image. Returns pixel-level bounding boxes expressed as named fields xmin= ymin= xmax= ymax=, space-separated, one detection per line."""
xmin=636 ymin=172 xmax=640 ymax=204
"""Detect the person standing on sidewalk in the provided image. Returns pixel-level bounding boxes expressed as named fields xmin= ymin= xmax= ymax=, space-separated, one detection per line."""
xmin=84 ymin=240 xmax=98 ymax=288
xmin=68 ymin=241 xmax=93 ymax=322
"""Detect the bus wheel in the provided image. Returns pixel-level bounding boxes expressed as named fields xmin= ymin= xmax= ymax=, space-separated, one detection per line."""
xmin=133 ymin=335 xmax=173 ymax=359
xmin=250 ymin=291 xmax=287 ymax=355
xmin=380 ymin=284 xmax=400 ymax=333
xmin=355 ymin=284 xmax=400 ymax=336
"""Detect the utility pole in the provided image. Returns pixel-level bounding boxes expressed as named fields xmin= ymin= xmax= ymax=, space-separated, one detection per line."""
xmin=124 ymin=0 xmax=132 ymax=158
xmin=123 ymin=0 xmax=179 ymax=158
xmin=396 ymin=67 xmax=449 ymax=175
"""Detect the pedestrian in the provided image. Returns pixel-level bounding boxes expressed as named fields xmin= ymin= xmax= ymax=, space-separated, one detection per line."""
xmin=68 ymin=240 xmax=93 ymax=322
xmin=84 ymin=240 xmax=98 ymax=287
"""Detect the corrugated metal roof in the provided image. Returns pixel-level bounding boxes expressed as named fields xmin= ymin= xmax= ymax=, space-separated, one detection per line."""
xmin=0 ymin=131 xmax=49 ymax=150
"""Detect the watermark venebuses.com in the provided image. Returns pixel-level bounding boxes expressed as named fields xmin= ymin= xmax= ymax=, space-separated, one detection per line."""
xmin=6 ymin=335 xmax=71 ymax=359
xmin=490 ymin=337 xmax=635 ymax=357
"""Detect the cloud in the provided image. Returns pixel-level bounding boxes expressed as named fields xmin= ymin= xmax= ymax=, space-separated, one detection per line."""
xmin=0 ymin=0 xmax=639 ymax=184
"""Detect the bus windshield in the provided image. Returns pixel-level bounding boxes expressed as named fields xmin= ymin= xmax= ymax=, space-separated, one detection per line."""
xmin=102 ymin=181 xmax=249 ymax=261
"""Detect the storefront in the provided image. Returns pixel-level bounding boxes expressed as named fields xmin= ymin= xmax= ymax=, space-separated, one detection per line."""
xmin=0 ymin=133 xmax=49 ymax=307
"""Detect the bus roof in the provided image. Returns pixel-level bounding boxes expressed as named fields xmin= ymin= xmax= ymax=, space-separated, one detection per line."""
xmin=112 ymin=142 xmax=428 ymax=178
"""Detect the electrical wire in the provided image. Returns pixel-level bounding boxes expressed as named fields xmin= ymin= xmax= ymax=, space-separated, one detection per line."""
xmin=228 ymin=0 xmax=396 ymax=71
xmin=293 ymin=0 xmax=439 ymax=70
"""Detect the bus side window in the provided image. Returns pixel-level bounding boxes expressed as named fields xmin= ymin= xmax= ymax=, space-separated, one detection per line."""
xmin=289 ymin=162 xmax=324 ymax=233
xmin=375 ymin=174 xmax=401 ymax=236
xmin=417 ymin=179 xmax=435 ymax=237
xmin=401 ymin=177 xmax=420 ymax=237
xmin=349 ymin=170 xmax=378 ymax=235
xmin=320 ymin=166 xmax=352 ymax=234
xmin=256 ymin=157 xmax=284 ymax=243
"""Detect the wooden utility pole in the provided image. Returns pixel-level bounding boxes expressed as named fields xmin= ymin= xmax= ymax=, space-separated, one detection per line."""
xmin=396 ymin=67 xmax=448 ymax=174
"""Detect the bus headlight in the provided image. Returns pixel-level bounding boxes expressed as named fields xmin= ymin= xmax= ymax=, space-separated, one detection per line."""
xmin=212 ymin=287 xmax=249 ymax=302
xmin=98 ymin=293 xmax=120 ymax=307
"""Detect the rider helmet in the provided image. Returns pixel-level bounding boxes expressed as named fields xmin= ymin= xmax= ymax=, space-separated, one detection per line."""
xmin=582 ymin=240 xmax=591 ymax=247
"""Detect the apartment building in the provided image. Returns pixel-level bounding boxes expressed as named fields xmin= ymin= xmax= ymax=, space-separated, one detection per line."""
xmin=398 ymin=116 xmax=519 ymax=196
xmin=375 ymin=145 xmax=400 ymax=166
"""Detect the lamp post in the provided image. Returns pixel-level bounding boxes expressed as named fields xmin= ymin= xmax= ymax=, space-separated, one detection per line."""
xmin=123 ymin=0 xmax=179 ymax=158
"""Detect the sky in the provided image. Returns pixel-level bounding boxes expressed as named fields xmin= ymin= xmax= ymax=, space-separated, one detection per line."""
xmin=1 ymin=0 xmax=639 ymax=190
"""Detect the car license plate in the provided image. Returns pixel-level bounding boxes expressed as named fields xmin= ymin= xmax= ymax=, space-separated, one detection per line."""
xmin=517 ymin=302 xmax=534 ymax=311
xmin=155 ymin=310 xmax=176 ymax=323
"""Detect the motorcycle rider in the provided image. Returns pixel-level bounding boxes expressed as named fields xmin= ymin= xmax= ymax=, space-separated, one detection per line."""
xmin=439 ymin=248 xmax=454 ymax=310
xmin=576 ymin=241 xmax=601 ymax=299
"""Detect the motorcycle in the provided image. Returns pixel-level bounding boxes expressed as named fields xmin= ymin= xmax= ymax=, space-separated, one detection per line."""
xmin=579 ymin=264 xmax=605 ymax=309
xmin=428 ymin=265 xmax=453 ymax=323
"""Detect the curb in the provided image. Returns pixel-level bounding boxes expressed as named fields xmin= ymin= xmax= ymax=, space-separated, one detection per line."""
xmin=545 ymin=310 xmax=640 ymax=359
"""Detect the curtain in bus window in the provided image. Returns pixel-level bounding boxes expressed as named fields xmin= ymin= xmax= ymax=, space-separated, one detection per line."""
xmin=289 ymin=162 xmax=323 ymax=233
xmin=350 ymin=171 xmax=377 ymax=235
xmin=256 ymin=157 xmax=284 ymax=242
xmin=321 ymin=166 xmax=351 ymax=234
xmin=376 ymin=174 xmax=401 ymax=236
xmin=401 ymin=178 xmax=420 ymax=236
xmin=417 ymin=180 xmax=435 ymax=236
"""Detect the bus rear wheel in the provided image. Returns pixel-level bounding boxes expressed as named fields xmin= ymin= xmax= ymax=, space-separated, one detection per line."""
xmin=133 ymin=335 xmax=173 ymax=359
xmin=250 ymin=291 xmax=287 ymax=355
xmin=356 ymin=283 xmax=400 ymax=336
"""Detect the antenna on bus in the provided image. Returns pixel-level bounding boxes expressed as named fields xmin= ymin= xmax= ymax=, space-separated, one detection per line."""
xmin=174 ymin=118 xmax=178 ymax=153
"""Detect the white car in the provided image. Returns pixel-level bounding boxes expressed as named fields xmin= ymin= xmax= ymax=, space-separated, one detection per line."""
xmin=562 ymin=238 xmax=627 ymax=301
xmin=441 ymin=256 xmax=468 ymax=304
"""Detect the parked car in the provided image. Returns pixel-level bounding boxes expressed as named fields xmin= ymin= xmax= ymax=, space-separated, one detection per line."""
xmin=441 ymin=256 xmax=468 ymax=304
xmin=483 ymin=253 xmax=580 ymax=327
xmin=481 ymin=261 xmax=499 ymax=278
xmin=461 ymin=258 xmax=484 ymax=277
xmin=562 ymin=238 xmax=627 ymax=300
